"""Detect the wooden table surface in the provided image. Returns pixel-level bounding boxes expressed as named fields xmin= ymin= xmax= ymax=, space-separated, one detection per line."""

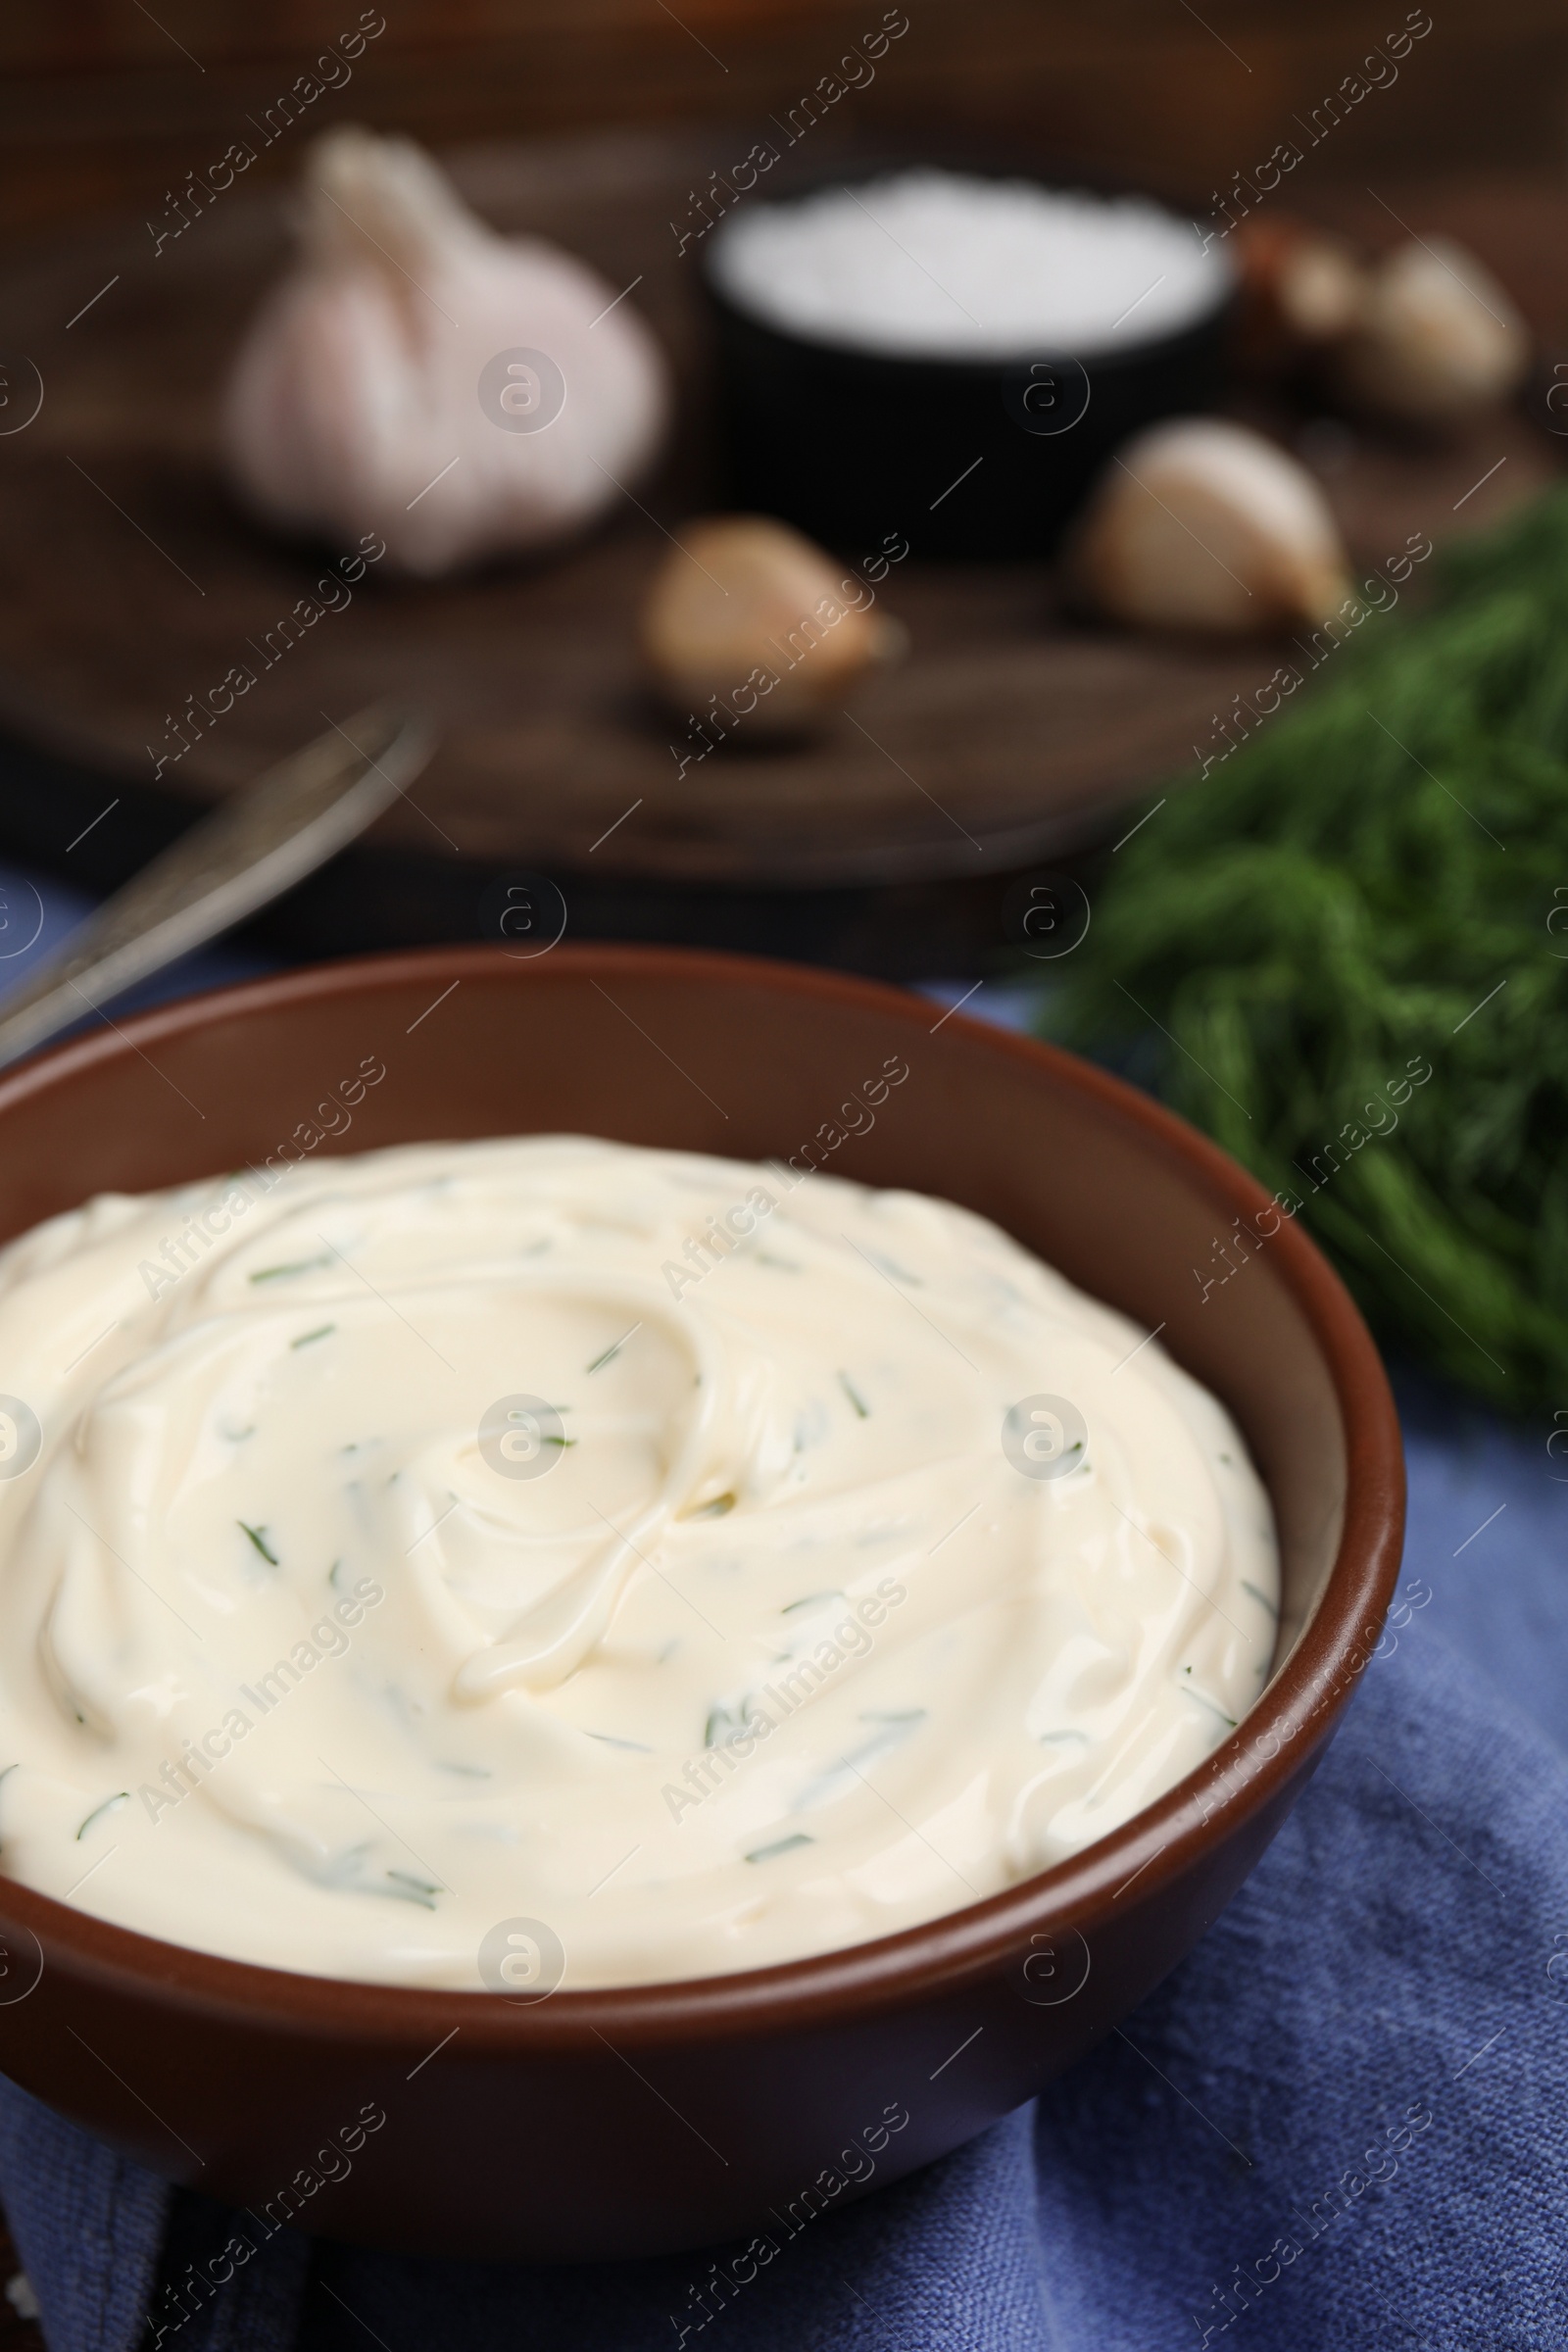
xmin=0 ymin=134 xmax=1558 ymax=901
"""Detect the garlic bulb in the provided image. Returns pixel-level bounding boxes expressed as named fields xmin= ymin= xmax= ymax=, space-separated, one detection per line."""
xmin=640 ymin=515 xmax=905 ymax=731
xmin=223 ymin=126 xmax=669 ymax=576
xmin=1071 ymin=418 xmax=1351 ymax=637
xmin=1331 ymin=236 xmax=1529 ymax=426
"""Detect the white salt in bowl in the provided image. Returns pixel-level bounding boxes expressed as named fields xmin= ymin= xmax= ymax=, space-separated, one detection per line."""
xmin=703 ymin=167 xmax=1236 ymax=559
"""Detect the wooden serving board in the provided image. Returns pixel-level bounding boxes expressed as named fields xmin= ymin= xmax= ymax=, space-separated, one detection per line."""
xmin=0 ymin=131 xmax=1557 ymax=892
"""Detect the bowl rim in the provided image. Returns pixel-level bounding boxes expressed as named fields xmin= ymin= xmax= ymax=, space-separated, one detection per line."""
xmin=0 ymin=942 xmax=1404 ymax=2050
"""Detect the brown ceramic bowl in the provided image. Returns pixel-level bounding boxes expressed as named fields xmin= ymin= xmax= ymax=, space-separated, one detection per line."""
xmin=0 ymin=945 xmax=1402 ymax=2262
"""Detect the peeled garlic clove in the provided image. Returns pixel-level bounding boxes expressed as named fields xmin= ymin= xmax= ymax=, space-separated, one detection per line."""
xmin=1072 ymin=418 xmax=1351 ymax=637
xmin=223 ymin=125 xmax=669 ymax=577
xmin=1233 ymin=216 xmax=1368 ymax=365
xmin=640 ymin=515 xmax=905 ymax=732
xmin=1332 ymin=236 xmax=1529 ymax=425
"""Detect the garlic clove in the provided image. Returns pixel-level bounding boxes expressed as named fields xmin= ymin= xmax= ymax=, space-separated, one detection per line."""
xmin=639 ymin=515 xmax=905 ymax=732
xmin=223 ymin=125 xmax=669 ymax=577
xmin=1071 ymin=418 xmax=1351 ymax=636
xmin=1233 ymin=216 xmax=1369 ymax=367
xmin=1331 ymin=236 xmax=1529 ymax=426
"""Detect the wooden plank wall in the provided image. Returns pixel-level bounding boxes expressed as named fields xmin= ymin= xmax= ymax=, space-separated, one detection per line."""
xmin=1 ymin=1 xmax=1563 ymax=236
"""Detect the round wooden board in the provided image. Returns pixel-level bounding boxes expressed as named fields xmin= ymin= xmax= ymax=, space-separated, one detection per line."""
xmin=0 ymin=132 xmax=1556 ymax=889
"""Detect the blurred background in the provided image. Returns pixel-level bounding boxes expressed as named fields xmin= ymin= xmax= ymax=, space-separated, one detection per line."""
xmin=4 ymin=0 xmax=1565 ymax=230
xmin=1 ymin=0 xmax=1565 ymax=971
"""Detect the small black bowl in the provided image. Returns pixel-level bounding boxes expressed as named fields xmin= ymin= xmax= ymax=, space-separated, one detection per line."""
xmin=701 ymin=174 xmax=1235 ymax=562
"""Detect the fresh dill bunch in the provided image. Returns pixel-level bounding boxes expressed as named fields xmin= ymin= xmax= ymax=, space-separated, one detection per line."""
xmin=1044 ymin=485 xmax=1568 ymax=1413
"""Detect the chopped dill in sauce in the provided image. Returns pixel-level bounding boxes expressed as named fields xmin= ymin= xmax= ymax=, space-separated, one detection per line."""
xmin=76 ymin=1792 xmax=128 ymax=1840
xmin=586 ymin=1323 xmax=641 ymax=1375
xmin=248 ymin=1257 xmax=333 ymax=1284
xmin=746 ymin=1833 xmax=813 ymax=1864
xmin=685 ymin=1493 xmax=736 ymax=1520
xmin=860 ymin=1248 xmax=923 ymax=1286
xmin=1180 ymin=1666 xmax=1238 ymax=1728
xmin=704 ymin=1705 xmax=758 ymax=1747
xmin=383 ymin=1870 xmax=441 ymax=1909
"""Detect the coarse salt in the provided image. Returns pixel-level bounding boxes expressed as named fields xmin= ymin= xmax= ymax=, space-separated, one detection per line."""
xmin=710 ymin=169 xmax=1230 ymax=360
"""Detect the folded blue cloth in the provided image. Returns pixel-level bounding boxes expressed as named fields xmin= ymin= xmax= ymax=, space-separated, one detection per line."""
xmin=4 ymin=1446 xmax=1564 ymax=2352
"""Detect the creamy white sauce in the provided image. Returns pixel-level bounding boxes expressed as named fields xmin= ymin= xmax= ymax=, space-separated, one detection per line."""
xmin=0 ymin=1135 xmax=1277 ymax=1988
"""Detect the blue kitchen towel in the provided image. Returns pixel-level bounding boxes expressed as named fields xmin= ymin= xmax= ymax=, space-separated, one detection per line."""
xmin=3 ymin=1581 xmax=1565 ymax=2350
